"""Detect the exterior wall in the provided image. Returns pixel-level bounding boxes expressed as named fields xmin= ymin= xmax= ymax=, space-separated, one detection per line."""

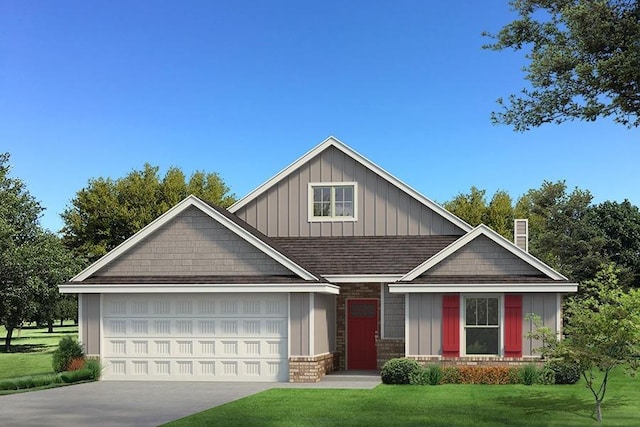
xmin=407 ymin=293 xmax=442 ymax=355
xmin=80 ymin=294 xmax=101 ymax=355
xmin=97 ymin=206 xmax=291 ymax=277
xmin=383 ymin=284 xmax=404 ymax=338
xmin=290 ymin=293 xmax=310 ymax=356
xmin=376 ymin=338 xmax=405 ymax=371
xmin=289 ymin=353 xmax=337 ymax=382
xmin=336 ymin=283 xmax=381 ymax=371
xmin=234 ymin=146 xmax=465 ymax=237
xmin=314 ymin=293 xmax=336 ymax=355
xmin=426 ymin=235 xmax=541 ymax=276
xmin=522 ymin=293 xmax=561 ymax=356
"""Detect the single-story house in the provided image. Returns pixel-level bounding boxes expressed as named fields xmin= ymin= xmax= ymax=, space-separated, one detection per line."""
xmin=60 ymin=136 xmax=577 ymax=382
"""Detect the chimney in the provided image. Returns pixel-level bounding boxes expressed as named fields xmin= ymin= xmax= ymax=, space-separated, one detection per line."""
xmin=514 ymin=219 xmax=528 ymax=252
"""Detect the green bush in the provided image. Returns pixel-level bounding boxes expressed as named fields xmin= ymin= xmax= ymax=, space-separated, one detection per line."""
xmin=409 ymin=367 xmax=430 ymax=385
xmin=548 ymin=360 xmax=581 ymax=384
xmin=84 ymin=359 xmax=103 ymax=380
xmin=60 ymin=369 xmax=93 ymax=384
xmin=537 ymin=367 xmax=556 ymax=385
xmin=381 ymin=358 xmax=421 ymax=384
xmin=441 ymin=366 xmax=461 ymax=384
xmin=52 ymin=336 xmax=84 ymax=373
xmin=427 ymin=364 xmax=442 ymax=385
xmin=521 ymin=364 xmax=539 ymax=385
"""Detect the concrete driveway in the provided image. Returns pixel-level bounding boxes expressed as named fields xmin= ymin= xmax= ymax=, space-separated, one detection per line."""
xmin=0 ymin=374 xmax=380 ymax=426
xmin=0 ymin=381 xmax=273 ymax=426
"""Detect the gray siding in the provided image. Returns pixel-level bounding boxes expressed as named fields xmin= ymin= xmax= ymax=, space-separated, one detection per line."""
xmin=522 ymin=293 xmax=560 ymax=356
xmin=407 ymin=293 xmax=442 ymax=355
xmin=97 ymin=206 xmax=291 ymax=277
xmin=80 ymin=294 xmax=101 ymax=355
xmin=314 ymin=293 xmax=336 ymax=354
xmin=234 ymin=146 xmax=465 ymax=237
xmin=383 ymin=285 xmax=405 ymax=338
xmin=290 ymin=293 xmax=310 ymax=356
xmin=427 ymin=235 xmax=540 ymax=276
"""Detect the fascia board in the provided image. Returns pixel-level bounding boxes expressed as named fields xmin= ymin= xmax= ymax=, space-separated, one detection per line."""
xmin=401 ymin=224 xmax=567 ymax=281
xmin=388 ymin=283 xmax=579 ymax=293
xmin=72 ymin=195 xmax=318 ymax=282
xmin=322 ymin=274 xmax=403 ymax=283
xmin=228 ymin=136 xmax=472 ymax=232
xmin=59 ymin=283 xmax=341 ymax=295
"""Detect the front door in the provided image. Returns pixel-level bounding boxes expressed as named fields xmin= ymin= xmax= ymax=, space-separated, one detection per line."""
xmin=347 ymin=299 xmax=378 ymax=370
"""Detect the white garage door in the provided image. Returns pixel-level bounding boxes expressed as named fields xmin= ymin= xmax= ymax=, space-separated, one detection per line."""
xmin=101 ymin=293 xmax=289 ymax=382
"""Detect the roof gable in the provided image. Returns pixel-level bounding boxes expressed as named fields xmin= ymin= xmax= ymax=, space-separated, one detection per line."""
xmin=229 ymin=136 xmax=471 ymax=233
xmin=401 ymin=224 xmax=568 ymax=281
xmin=71 ymin=195 xmax=319 ymax=282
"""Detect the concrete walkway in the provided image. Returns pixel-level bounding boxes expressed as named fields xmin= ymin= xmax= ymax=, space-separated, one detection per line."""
xmin=0 ymin=373 xmax=380 ymax=426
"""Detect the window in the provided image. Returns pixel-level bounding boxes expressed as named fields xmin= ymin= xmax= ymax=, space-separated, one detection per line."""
xmin=464 ymin=297 xmax=500 ymax=355
xmin=308 ymin=183 xmax=357 ymax=221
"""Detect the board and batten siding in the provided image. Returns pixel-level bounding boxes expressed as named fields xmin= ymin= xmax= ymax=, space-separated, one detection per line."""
xmin=290 ymin=293 xmax=310 ymax=356
xmin=234 ymin=146 xmax=465 ymax=237
xmin=522 ymin=293 xmax=560 ymax=357
xmin=407 ymin=293 xmax=443 ymax=355
xmin=96 ymin=206 xmax=291 ymax=277
xmin=314 ymin=293 xmax=336 ymax=355
xmin=80 ymin=294 xmax=101 ymax=355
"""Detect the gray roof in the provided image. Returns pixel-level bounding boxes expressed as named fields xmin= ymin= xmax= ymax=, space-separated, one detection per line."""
xmin=82 ymin=275 xmax=316 ymax=284
xmin=405 ymin=274 xmax=559 ymax=284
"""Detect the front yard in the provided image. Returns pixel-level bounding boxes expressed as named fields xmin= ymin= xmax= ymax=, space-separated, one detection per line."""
xmin=166 ymin=369 xmax=638 ymax=426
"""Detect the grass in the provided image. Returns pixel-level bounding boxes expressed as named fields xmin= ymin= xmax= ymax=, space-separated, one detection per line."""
xmin=0 ymin=324 xmax=78 ymax=380
xmin=166 ymin=369 xmax=639 ymax=426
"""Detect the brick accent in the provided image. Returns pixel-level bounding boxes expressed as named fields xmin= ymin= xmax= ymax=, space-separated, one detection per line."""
xmin=336 ymin=283 xmax=381 ymax=371
xmin=409 ymin=356 xmax=543 ymax=368
xmin=289 ymin=353 xmax=337 ymax=382
xmin=375 ymin=338 xmax=405 ymax=371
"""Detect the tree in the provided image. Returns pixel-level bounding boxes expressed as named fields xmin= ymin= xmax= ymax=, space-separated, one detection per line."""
xmin=560 ymin=264 xmax=640 ymax=422
xmin=443 ymin=186 xmax=488 ymax=227
xmin=484 ymin=0 xmax=640 ymax=130
xmin=61 ymin=164 xmax=236 ymax=262
xmin=485 ymin=190 xmax=515 ymax=240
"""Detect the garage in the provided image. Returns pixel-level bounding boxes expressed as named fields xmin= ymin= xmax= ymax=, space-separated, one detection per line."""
xmin=101 ymin=293 xmax=289 ymax=382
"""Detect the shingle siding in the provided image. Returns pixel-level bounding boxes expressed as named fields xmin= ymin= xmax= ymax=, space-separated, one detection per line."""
xmin=234 ymin=146 xmax=465 ymax=237
xmin=96 ymin=206 xmax=291 ymax=277
xmin=426 ymin=235 xmax=541 ymax=276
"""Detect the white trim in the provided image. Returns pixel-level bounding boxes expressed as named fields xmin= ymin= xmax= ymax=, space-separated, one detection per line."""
xmin=99 ymin=293 xmax=104 ymax=371
xmin=323 ymin=274 xmax=403 ymax=283
xmin=380 ymin=283 xmax=385 ymax=339
xmin=307 ymin=182 xmax=358 ymax=222
xmin=401 ymin=224 xmax=568 ymax=281
xmin=309 ymin=293 xmax=315 ymax=355
xmin=556 ymin=293 xmax=562 ymax=338
xmin=404 ymin=294 xmax=410 ymax=356
xmin=460 ymin=294 xmax=503 ymax=357
xmin=388 ymin=283 xmax=578 ymax=293
xmin=228 ymin=136 xmax=471 ymax=232
xmin=71 ymin=195 xmax=318 ymax=282
xmin=287 ymin=293 xmax=291 ymax=361
xmin=77 ymin=294 xmax=84 ymax=348
xmin=59 ymin=283 xmax=340 ymax=295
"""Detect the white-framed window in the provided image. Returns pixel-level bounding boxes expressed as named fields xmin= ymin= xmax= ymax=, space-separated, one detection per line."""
xmin=463 ymin=295 xmax=501 ymax=356
xmin=308 ymin=182 xmax=357 ymax=222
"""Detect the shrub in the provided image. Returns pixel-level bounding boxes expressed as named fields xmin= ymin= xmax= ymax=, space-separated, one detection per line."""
xmin=84 ymin=359 xmax=103 ymax=380
xmin=381 ymin=358 xmax=421 ymax=384
xmin=521 ymin=364 xmax=539 ymax=385
xmin=441 ymin=366 xmax=460 ymax=384
xmin=409 ymin=367 xmax=430 ymax=385
xmin=52 ymin=336 xmax=84 ymax=373
xmin=67 ymin=357 xmax=86 ymax=371
xmin=548 ymin=360 xmax=581 ymax=384
xmin=507 ymin=367 xmax=522 ymax=384
xmin=538 ymin=367 xmax=556 ymax=385
xmin=455 ymin=366 xmax=514 ymax=384
xmin=60 ymin=369 xmax=93 ymax=384
xmin=427 ymin=364 xmax=442 ymax=385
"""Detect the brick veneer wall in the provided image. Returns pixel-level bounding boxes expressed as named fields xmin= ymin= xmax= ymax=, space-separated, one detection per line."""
xmin=336 ymin=283 xmax=381 ymax=371
xmin=289 ymin=353 xmax=337 ymax=382
xmin=375 ymin=338 xmax=405 ymax=371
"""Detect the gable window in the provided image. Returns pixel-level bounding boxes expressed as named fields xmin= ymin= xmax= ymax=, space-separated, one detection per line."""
xmin=464 ymin=296 xmax=500 ymax=355
xmin=308 ymin=182 xmax=357 ymax=221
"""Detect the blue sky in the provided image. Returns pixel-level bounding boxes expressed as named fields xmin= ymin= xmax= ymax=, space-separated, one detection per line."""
xmin=2 ymin=0 xmax=638 ymax=232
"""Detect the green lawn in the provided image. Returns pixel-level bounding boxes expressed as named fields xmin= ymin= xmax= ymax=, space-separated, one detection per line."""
xmin=0 ymin=324 xmax=78 ymax=380
xmin=166 ymin=370 xmax=638 ymax=426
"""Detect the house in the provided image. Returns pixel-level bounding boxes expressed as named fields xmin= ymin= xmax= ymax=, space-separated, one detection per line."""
xmin=59 ymin=136 xmax=577 ymax=382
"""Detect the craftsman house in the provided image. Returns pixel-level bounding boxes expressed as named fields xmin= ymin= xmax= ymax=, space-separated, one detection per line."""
xmin=60 ymin=136 xmax=577 ymax=382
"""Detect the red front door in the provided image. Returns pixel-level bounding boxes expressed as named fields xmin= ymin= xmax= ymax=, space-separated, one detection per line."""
xmin=347 ymin=299 xmax=378 ymax=370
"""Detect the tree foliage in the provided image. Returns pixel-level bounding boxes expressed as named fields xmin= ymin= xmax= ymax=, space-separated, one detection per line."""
xmin=61 ymin=164 xmax=236 ymax=262
xmin=485 ymin=0 xmax=640 ymax=130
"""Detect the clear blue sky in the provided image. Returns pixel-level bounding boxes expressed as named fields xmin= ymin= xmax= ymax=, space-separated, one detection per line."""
xmin=2 ymin=1 xmax=638 ymax=232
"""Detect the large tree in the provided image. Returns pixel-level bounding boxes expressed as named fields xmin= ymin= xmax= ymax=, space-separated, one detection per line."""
xmin=61 ymin=164 xmax=236 ymax=262
xmin=485 ymin=0 xmax=640 ymax=130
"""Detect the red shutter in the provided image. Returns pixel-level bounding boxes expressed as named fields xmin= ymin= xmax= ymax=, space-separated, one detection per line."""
xmin=442 ymin=295 xmax=460 ymax=357
xmin=504 ymin=294 xmax=523 ymax=357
